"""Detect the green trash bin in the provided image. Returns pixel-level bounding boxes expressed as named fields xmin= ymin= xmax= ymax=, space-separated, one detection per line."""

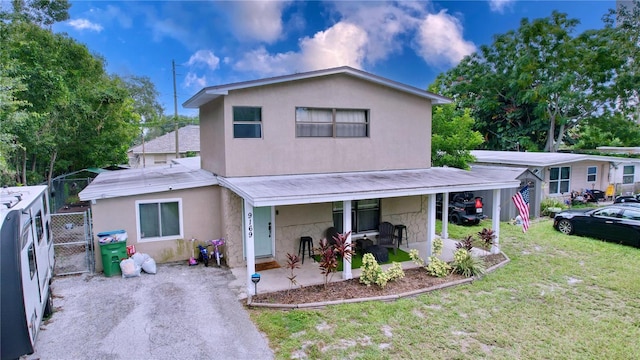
xmin=97 ymin=230 xmax=128 ymax=277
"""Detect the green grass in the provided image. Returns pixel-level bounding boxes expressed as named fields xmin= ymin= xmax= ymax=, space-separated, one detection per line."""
xmin=314 ymin=248 xmax=412 ymax=271
xmin=250 ymin=218 xmax=640 ymax=359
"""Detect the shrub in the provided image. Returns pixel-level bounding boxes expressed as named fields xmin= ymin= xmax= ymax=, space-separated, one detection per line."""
xmin=541 ymin=197 xmax=567 ymax=216
xmin=409 ymin=249 xmax=425 ymax=267
xmin=477 ymin=228 xmax=495 ymax=251
xmin=456 ymin=235 xmax=474 ymax=251
xmin=360 ymin=253 xmax=405 ymax=288
xmin=285 ymin=253 xmax=301 ymax=291
xmin=316 ymin=231 xmax=353 ymax=288
xmin=451 ymin=248 xmax=485 ymax=277
xmin=426 ymin=256 xmax=451 ymax=277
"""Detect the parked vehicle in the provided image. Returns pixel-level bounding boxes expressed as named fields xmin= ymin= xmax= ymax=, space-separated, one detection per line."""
xmin=436 ymin=192 xmax=486 ymax=225
xmin=1 ymin=186 xmax=55 ymax=360
xmin=553 ymin=205 xmax=640 ymax=247
xmin=614 ymin=194 xmax=640 ymax=204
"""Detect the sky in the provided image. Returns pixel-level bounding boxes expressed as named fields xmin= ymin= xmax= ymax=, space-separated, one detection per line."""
xmin=50 ymin=0 xmax=617 ymax=116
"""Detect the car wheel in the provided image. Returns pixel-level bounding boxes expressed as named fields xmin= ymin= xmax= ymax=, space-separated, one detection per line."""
xmin=557 ymin=219 xmax=574 ymax=235
xmin=450 ymin=213 xmax=461 ymax=225
xmin=472 ymin=219 xmax=480 ymax=225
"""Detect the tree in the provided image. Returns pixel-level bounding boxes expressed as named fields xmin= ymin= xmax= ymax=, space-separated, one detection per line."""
xmin=430 ymin=104 xmax=483 ymax=169
xmin=432 ymin=11 xmax=625 ymax=152
xmin=2 ymin=19 xmax=139 ymax=184
xmin=6 ymin=0 xmax=70 ymax=27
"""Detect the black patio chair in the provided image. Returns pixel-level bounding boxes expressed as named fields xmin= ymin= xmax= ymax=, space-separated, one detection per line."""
xmin=376 ymin=221 xmax=397 ymax=255
xmin=324 ymin=227 xmax=339 ymax=246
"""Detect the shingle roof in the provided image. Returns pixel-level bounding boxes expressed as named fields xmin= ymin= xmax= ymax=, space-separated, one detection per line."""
xmin=129 ymin=125 xmax=200 ymax=154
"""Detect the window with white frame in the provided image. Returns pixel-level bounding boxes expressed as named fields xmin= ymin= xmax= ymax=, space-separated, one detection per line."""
xmin=296 ymin=107 xmax=369 ymax=137
xmin=587 ymin=166 xmax=597 ymax=182
xmin=549 ymin=166 xmax=571 ymax=194
xmin=623 ymin=165 xmax=635 ymax=184
xmin=233 ymin=106 xmax=262 ymax=138
xmin=136 ymin=199 xmax=183 ymax=242
xmin=332 ymin=199 xmax=380 ymax=234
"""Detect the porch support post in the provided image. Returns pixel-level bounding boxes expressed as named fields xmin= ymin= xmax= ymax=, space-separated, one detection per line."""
xmin=426 ymin=194 xmax=436 ymax=257
xmin=342 ymin=200 xmax=353 ymax=280
xmin=491 ymin=189 xmax=501 ymax=254
xmin=441 ymin=192 xmax=449 ymax=239
xmin=244 ymin=199 xmax=257 ymax=298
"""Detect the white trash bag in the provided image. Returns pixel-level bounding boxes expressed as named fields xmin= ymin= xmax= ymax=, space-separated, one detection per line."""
xmin=131 ymin=252 xmax=149 ymax=267
xmin=120 ymin=258 xmax=141 ymax=278
xmin=141 ymin=257 xmax=157 ymax=274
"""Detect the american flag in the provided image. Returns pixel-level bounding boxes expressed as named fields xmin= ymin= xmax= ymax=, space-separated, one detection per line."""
xmin=512 ymin=185 xmax=530 ymax=232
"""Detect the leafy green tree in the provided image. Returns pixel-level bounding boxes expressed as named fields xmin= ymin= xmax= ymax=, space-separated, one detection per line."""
xmin=432 ymin=11 xmax=627 ymax=152
xmin=4 ymin=0 xmax=70 ymax=27
xmin=573 ymin=114 xmax=640 ymax=149
xmin=430 ymin=104 xmax=484 ymax=169
xmin=2 ymin=18 xmax=139 ymax=184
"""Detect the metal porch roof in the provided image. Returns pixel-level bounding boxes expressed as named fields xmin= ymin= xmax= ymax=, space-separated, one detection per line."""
xmin=471 ymin=150 xmax=640 ymax=167
xmin=218 ymin=167 xmax=521 ymax=207
xmin=79 ymin=163 xmax=217 ymax=201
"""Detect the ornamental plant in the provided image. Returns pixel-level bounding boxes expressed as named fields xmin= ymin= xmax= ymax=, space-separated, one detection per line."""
xmin=456 ymin=235 xmax=474 ymax=251
xmin=477 ymin=228 xmax=496 ymax=251
xmin=284 ymin=253 xmax=301 ymax=292
xmin=409 ymin=240 xmax=451 ymax=278
xmin=316 ymin=231 xmax=353 ymax=288
xmin=359 ymin=254 xmax=405 ymax=288
xmin=451 ymin=248 xmax=485 ymax=277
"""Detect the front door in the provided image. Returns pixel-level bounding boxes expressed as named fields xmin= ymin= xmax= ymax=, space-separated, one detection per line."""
xmin=253 ymin=206 xmax=273 ymax=258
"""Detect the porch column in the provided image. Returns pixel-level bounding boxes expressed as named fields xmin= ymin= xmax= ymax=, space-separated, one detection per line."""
xmin=441 ymin=192 xmax=449 ymax=239
xmin=244 ymin=199 xmax=257 ymax=297
xmin=342 ymin=200 xmax=353 ymax=280
xmin=491 ymin=189 xmax=501 ymax=254
xmin=426 ymin=194 xmax=436 ymax=257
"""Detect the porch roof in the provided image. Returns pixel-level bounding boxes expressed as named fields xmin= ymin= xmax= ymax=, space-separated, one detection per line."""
xmin=471 ymin=150 xmax=640 ymax=167
xmin=218 ymin=167 xmax=521 ymax=207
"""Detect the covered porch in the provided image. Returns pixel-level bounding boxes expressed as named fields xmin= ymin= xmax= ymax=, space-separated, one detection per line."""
xmin=230 ymin=237 xmax=491 ymax=296
xmin=218 ymin=167 xmax=521 ymax=300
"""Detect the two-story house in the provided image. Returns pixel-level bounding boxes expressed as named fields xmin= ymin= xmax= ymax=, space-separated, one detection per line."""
xmin=80 ymin=67 xmax=520 ymax=296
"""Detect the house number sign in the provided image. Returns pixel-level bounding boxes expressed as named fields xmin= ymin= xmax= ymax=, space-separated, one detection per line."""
xmin=247 ymin=212 xmax=253 ymax=237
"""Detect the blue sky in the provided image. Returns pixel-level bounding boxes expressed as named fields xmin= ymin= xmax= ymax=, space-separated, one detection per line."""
xmin=51 ymin=1 xmax=616 ymax=116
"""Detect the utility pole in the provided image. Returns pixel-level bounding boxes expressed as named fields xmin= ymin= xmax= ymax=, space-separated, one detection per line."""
xmin=173 ymin=60 xmax=179 ymax=159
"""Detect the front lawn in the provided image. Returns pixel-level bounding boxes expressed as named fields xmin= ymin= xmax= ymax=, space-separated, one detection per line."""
xmin=249 ymin=218 xmax=640 ymax=359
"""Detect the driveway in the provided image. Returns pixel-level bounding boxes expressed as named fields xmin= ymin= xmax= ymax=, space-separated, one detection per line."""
xmin=26 ymin=263 xmax=273 ymax=360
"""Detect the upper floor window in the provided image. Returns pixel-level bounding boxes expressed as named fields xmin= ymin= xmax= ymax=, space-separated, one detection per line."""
xmin=587 ymin=166 xmax=597 ymax=182
xmin=549 ymin=166 xmax=570 ymax=194
xmin=296 ymin=107 xmax=368 ymax=138
xmin=136 ymin=199 xmax=183 ymax=242
xmin=623 ymin=165 xmax=635 ymax=184
xmin=233 ymin=106 xmax=262 ymax=138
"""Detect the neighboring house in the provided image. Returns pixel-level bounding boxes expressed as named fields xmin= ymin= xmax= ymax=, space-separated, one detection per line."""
xmin=81 ymin=67 xmax=522 ymax=296
xmin=596 ymin=147 xmax=640 ymax=195
xmin=471 ymin=150 xmax=640 ymax=210
xmin=128 ymin=125 xmax=200 ymax=167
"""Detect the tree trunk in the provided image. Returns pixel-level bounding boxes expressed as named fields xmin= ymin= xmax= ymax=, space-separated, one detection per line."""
xmin=47 ymin=150 xmax=57 ymax=188
xmin=553 ymin=123 xmax=566 ymax=152
xmin=21 ymin=149 xmax=27 ymax=185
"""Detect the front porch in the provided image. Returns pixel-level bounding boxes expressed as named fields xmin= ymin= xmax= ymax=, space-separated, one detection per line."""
xmin=230 ymin=237 xmax=490 ymax=297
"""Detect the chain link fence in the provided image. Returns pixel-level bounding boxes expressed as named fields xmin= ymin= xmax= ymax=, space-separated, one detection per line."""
xmin=51 ymin=210 xmax=94 ymax=275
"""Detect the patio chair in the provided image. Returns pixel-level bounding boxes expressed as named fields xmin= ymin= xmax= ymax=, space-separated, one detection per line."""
xmin=324 ymin=227 xmax=340 ymax=246
xmin=377 ymin=221 xmax=397 ymax=255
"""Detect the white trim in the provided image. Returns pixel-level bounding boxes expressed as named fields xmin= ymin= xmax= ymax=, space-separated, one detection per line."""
xmin=342 ymin=200 xmax=353 ymax=280
xmin=135 ymin=198 xmax=184 ymax=243
xmin=491 ymin=189 xmax=501 ymax=254
xmin=426 ymin=194 xmax=436 ymax=257
xmin=244 ymin=200 xmax=256 ymax=297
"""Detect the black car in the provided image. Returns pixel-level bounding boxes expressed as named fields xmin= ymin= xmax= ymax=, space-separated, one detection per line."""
xmin=436 ymin=192 xmax=486 ymax=225
xmin=553 ymin=205 xmax=640 ymax=247
xmin=614 ymin=194 xmax=640 ymax=204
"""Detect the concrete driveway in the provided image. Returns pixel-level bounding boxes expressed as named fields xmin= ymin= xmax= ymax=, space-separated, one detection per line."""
xmin=26 ymin=263 xmax=273 ymax=360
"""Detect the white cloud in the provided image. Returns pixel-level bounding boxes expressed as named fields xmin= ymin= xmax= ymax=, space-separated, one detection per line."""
xmin=68 ymin=19 xmax=103 ymax=32
xmin=228 ymin=0 xmax=289 ymax=43
xmin=415 ymin=11 xmax=477 ymax=67
xmin=233 ymin=22 xmax=368 ymax=77
xmin=184 ymin=72 xmax=207 ymax=89
xmin=186 ymin=50 xmax=220 ymax=70
xmin=488 ymin=0 xmax=515 ymax=13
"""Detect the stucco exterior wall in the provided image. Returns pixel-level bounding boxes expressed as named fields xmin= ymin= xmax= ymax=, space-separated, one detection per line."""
xmin=380 ymin=195 xmax=428 ymax=245
xmin=91 ymin=186 xmax=221 ymax=271
xmin=543 ymin=161 xmax=611 ymax=200
xmin=200 ymin=97 xmax=226 ymax=175
xmin=274 ymin=203 xmax=333 ymax=263
xmin=199 ymin=74 xmax=432 ymax=177
xmin=220 ymin=188 xmax=244 ymax=268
